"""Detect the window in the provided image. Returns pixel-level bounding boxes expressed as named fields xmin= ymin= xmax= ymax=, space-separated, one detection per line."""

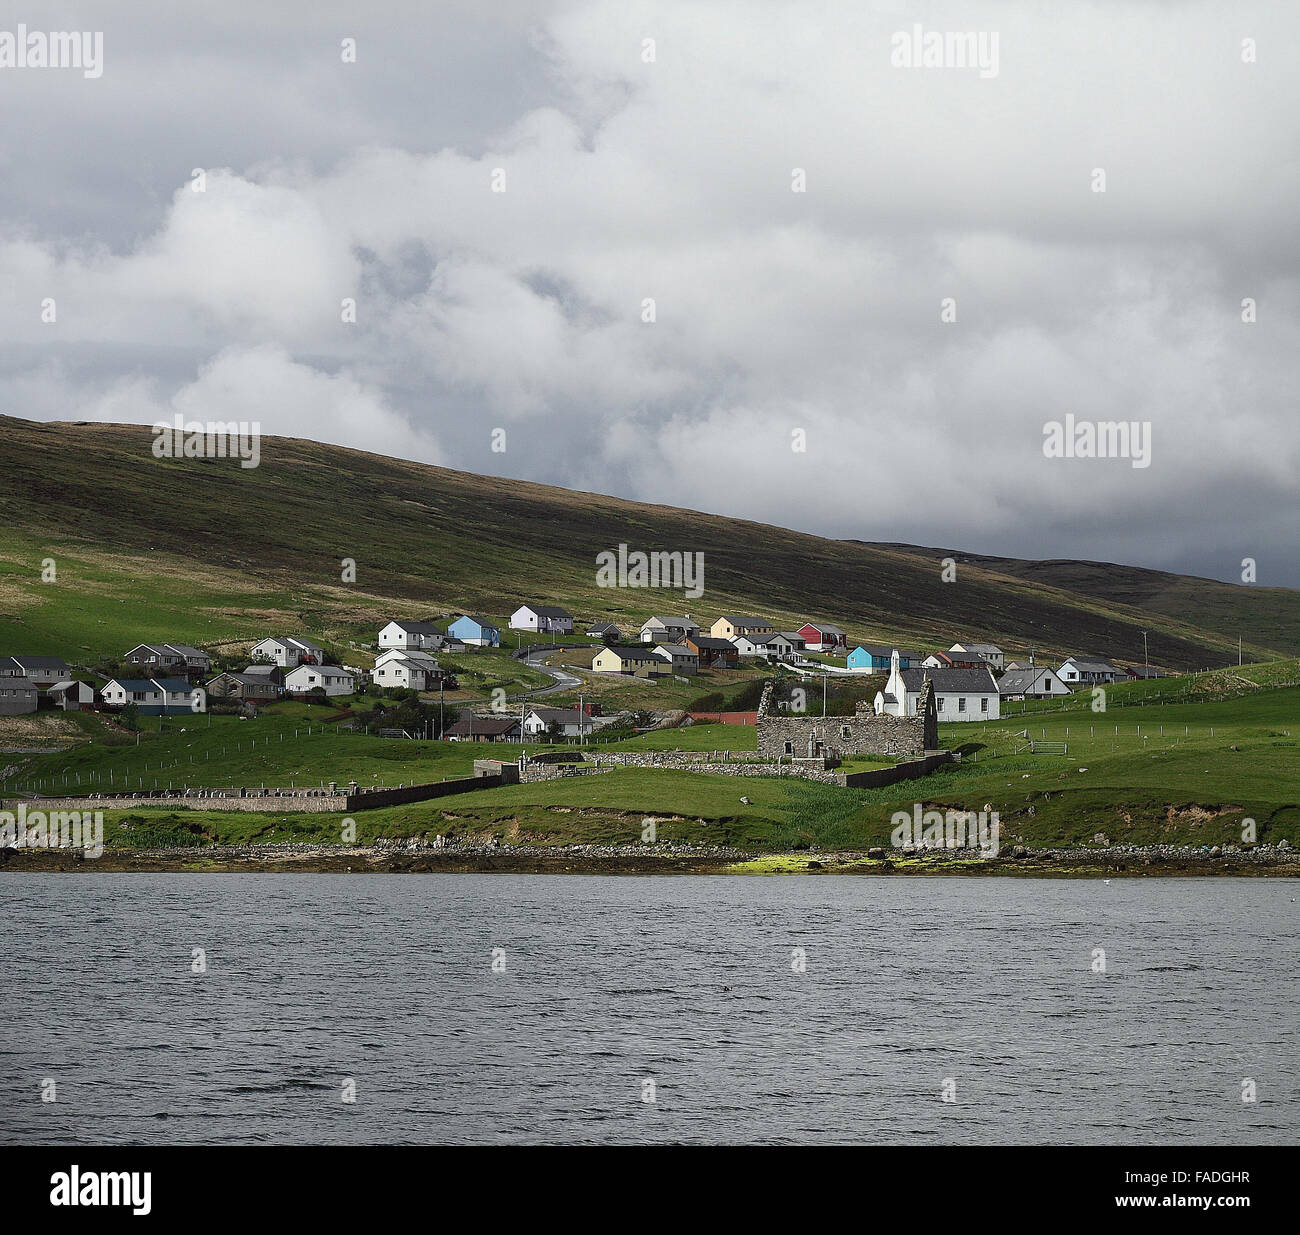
xmin=841 ymin=726 xmax=851 ymax=739
xmin=981 ymin=697 xmax=989 ymax=712
xmin=937 ymin=698 xmax=945 ymax=712
xmin=784 ymin=741 xmax=793 ymax=754
xmin=958 ymin=698 xmax=967 ymax=712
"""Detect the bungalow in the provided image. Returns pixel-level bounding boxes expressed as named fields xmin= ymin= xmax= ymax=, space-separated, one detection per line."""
xmin=710 ymin=615 xmax=774 ymax=640
xmin=101 ymin=678 xmax=202 ymax=715
xmin=0 ymin=677 xmax=39 ymax=716
xmin=124 ymin=643 xmax=212 ymax=674
xmin=284 ymin=665 xmax=355 ymax=697
xmin=447 ymin=615 xmax=500 ymax=647
xmin=639 ymin=616 xmax=701 ymax=644
xmin=765 ymin=632 xmax=807 ymax=661
xmin=205 ymin=671 xmax=281 ymax=702
xmin=1126 ymin=665 xmax=1165 ymax=680
xmin=371 ymin=649 xmax=444 ymax=691
xmin=48 ymin=680 xmax=95 ymax=711
xmin=587 ymin=621 xmax=622 ymax=642
xmin=250 ymin=636 xmax=325 ymax=668
xmin=847 ymin=644 xmax=923 ymax=673
xmin=729 ymin=634 xmax=770 ymax=658
xmin=444 ymin=713 xmax=521 ymax=742
xmin=652 ymin=644 xmax=700 ymax=675
xmin=874 ymin=652 xmax=999 ymax=722
xmin=3 ymin=655 xmax=70 ymax=686
xmin=1058 ymin=656 xmax=1122 ymax=687
xmin=377 ymin=620 xmax=441 ymax=652
xmin=797 ymin=622 xmax=847 ymax=652
xmin=686 ymin=635 xmax=740 ymax=669
xmin=997 ymin=667 xmax=1070 ymax=700
xmin=593 ymin=645 xmax=671 ymax=677
xmin=522 ymin=706 xmax=607 ymax=739
xmin=510 ymin=605 xmax=575 ymax=635
xmin=949 ymin=642 xmax=1005 ymax=672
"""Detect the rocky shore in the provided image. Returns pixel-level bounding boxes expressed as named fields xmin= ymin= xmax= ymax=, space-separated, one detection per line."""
xmin=1 ymin=838 xmax=1297 ymax=875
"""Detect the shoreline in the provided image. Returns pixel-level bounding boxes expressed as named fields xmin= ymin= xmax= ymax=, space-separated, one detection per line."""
xmin=2 ymin=841 xmax=1297 ymax=876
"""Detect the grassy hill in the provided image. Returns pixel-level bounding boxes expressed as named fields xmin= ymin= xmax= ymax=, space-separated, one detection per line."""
xmin=1 ymin=414 xmax=1297 ymax=671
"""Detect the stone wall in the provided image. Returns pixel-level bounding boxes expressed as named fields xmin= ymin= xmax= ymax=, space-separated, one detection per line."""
xmin=836 ymin=751 xmax=955 ymax=788
xmin=755 ymin=679 xmax=937 ymax=759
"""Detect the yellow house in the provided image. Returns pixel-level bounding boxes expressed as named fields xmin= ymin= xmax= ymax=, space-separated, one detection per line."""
xmin=709 ymin=614 xmax=775 ymax=639
xmin=593 ymin=645 xmax=671 ymax=677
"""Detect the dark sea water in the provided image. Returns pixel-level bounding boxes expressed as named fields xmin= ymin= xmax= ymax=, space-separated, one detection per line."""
xmin=0 ymin=874 xmax=1295 ymax=1145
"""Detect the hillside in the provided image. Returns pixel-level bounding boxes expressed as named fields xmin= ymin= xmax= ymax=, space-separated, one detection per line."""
xmin=1 ymin=415 xmax=1297 ymax=669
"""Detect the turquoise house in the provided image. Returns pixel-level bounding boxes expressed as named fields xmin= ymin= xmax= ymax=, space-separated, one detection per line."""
xmin=847 ymin=644 xmax=920 ymax=672
xmin=448 ymin=615 xmax=500 ymax=647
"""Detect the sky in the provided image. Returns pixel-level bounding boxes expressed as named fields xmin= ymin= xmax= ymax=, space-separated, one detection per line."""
xmin=2 ymin=0 xmax=1296 ymax=584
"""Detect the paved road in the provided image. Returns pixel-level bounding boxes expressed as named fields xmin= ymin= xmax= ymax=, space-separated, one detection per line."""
xmin=507 ymin=649 xmax=587 ymax=701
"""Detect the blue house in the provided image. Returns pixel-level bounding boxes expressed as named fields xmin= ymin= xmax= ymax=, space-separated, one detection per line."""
xmin=447 ymin=615 xmax=500 ymax=647
xmin=847 ymin=644 xmax=921 ymax=673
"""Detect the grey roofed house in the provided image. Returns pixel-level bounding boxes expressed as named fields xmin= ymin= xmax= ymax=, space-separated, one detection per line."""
xmin=899 ymin=667 xmax=998 ymax=693
xmin=587 ymin=621 xmax=621 ymax=634
xmin=1061 ymin=656 xmax=1123 ymax=675
xmin=653 ymin=643 xmax=696 ymax=656
xmin=524 ymin=605 xmax=573 ymax=618
xmin=611 ymin=644 xmax=665 ymax=662
xmin=242 ymin=663 xmax=282 ymax=678
xmin=997 ymin=668 xmax=1058 ymax=696
xmin=7 ymin=655 xmax=70 ymax=684
xmin=690 ymin=636 xmax=735 ymax=650
xmin=444 ymin=713 xmax=521 ymax=740
xmin=0 ymin=656 xmax=20 ymax=675
xmin=0 ymin=676 xmax=39 ymax=715
xmin=1126 ymin=665 xmax=1163 ymax=679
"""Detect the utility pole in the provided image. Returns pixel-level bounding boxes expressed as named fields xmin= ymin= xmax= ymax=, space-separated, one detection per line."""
xmin=1141 ymin=630 xmax=1148 ymax=668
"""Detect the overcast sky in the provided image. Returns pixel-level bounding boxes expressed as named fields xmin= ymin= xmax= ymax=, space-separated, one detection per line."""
xmin=3 ymin=1 xmax=1296 ymax=584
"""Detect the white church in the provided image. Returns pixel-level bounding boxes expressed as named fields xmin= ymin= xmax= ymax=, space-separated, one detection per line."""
xmin=874 ymin=649 xmax=1000 ymax=722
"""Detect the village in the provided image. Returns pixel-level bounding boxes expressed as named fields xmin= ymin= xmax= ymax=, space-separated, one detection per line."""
xmin=0 ymin=603 xmax=1165 ymax=760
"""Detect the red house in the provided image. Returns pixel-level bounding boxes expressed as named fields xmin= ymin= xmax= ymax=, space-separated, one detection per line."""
xmin=797 ymin=622 xmax=847 ymax=652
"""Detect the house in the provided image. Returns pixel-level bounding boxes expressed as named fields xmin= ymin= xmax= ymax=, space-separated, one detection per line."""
xmin=124 ymin=643 xmax=212 ymax=674
xmin=371 ymin=649 xmax=444 ymax=691
xmin=874 ymin=652 xmax=999 ymax=722
xmin=592 ymin=645 xmax=671 ymax=677
xmin=522 ymin=706 xmax=607 ymax=739
xmin=2 ymin=655 xmax=70 ymax=686
xmin=765 ymin=632 xmax=807 ymax=661
xmin=797 ymin=622 xmax=847 ymax=652
xmin=586 ymin=621 xmax=622 ymax=642
xmin=728 ymin=634 xmax=770 ymax=658
xmin=847 ymin=644 xmax=923 ymax=673
xmin=447 ymin=615 xmax=500 ymax=647
xmin=0 ymin=677 xmax=39 ymax=715
xmin=284 ymin=665 xmax=355 ymax=696
xmin=1125 ymin=665 xmax=1165 ymax=680
xmin=710 ymin=615 xmax=774 ymax=640
xmin=48 ymin=680 xmax=95 ymax=711
xmin=205 ymin=672 xmax=281 ymax=702
xmin=444 ymin=713 xmax=521 ymax=742
xmin=1057 ymin=656 xmax=1122 ymax=687
xmin=949 ymin=642 xmax=1005 ymax=672
xmin=639 ymin=616 xmax=701 ymax=644
xmin=241 ymin=663 xmax=284 ymax=685
xmin=101 ymin=678 xmax=202 ymax=715
xmin=510 ymin=605 xmax=575 ymax=635
xmin=996 ymin=667 xmax=1070 ymax=700
xmin=377 ymin=620 xmax=441 ymax=652
xmin=923 ymin=650 xmax=981 ymax=669
xmin=250 ymin=637 xmax=325 ymax=668
xmin=686 ymin=636 xmax=740 ymax=669
xmin=652 ymin=644 xmax=700 ymax=675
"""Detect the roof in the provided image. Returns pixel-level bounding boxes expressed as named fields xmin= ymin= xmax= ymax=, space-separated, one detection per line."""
xmin=49 ymin=679 xmax=88 ymax=693
xmin=453 ymin=615 xmax=499 ymax=629
xmin=997 ymin=668 xmax=1054 ymax=694
xmin=604 ymin=645 xmax=663 ymax=662
xmin=899 ymin=667 xmax=998 ymax=693
xmin=106 ymin=680 xmax=163 ymax=693
xmin=527 ymin=706 xmax=588 ymax=724
xmin=654 ymin=643 xmax=696 ymax=656
xmin=10 ymin=655 xmax=69 ymax=670
xmin=445 ymin=713 xmax=519 ymax=736
xmin=642 ymin=615 xmax=699 ymax=628
xmin=210 ymin=672 xmax=275 ymax=687
xmin=387 ymin=620 xmax=438 ymax=634
xmin=241 ymin=663 xmax=280 ymax=676
xmin=288 ymin=664 xmax=351 ymax=678
xmin=689 ymin=636 xmax=736 ymax=651
xmin=772 ymin=631 xmax=806 ymax=642
xmin=1061 ymin=656 xmax=1121 ymax=673
xmin=720 ymin=615 xmax=771 ymax=627
xmin=854 ymin=643 xmax=923 ymax=660
xmin=0 ymin=657 xmax=21 ymax=674
xmin=587 ymin=621 xmax=621 ymax=632
xmin=518 ymin=604 xmax=572 ymax=618
xmin=152 ymin=678 xmax=195 ymax=692
xmin=164 ymin=644 xmax=208 ymax=658
xmin=0 ymin=677 xmax=39 ymax=691
xmin=952 ymin=642 xmax=1002 ymax=655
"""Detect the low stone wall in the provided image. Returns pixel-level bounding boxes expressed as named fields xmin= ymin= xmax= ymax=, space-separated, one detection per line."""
xmin=687 ymin=711 xmax=758 ymax=725
xmin=837 ymin=751 xmax=955 ymax=788
xmin=755 ymin=680 xmax=937 ymax=759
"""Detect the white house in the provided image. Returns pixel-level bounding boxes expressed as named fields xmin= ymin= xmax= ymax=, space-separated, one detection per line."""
xmin=378 ymin=620 xmax=440 ymax=651
xmin=875 ymin=651 xmax=1000 ymax=722
xmin=640 ymin=616 xmax=701 ymax=644
xmin=251 ymin=636 xmax=325 ymax=668
xmin=1057 ymin=656 xmax=1122 ymax=687
xmin=767 ymin=632 xmax=808 ymax=661
xmin=101 ymin=678 xmax=202 ymax=715
xmin=284 ymin=665 xmax=355 ymax=696
xmin=729 ymin=634 xmax=770 ymax=658
xmin=371 ymin=648 xmax=442 ymax=691
xmin=949 ymin=642 xmax=1005 ymax=672
xmin=997 ymin=666 xmax=1070 ymax=699
xmin=510 ymin=605 xmax=575 ymax=635
xmin=652 ymin=644 xmax=700 ymax=675
xmin=522 ymin=706 xmax=609 ymax=739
